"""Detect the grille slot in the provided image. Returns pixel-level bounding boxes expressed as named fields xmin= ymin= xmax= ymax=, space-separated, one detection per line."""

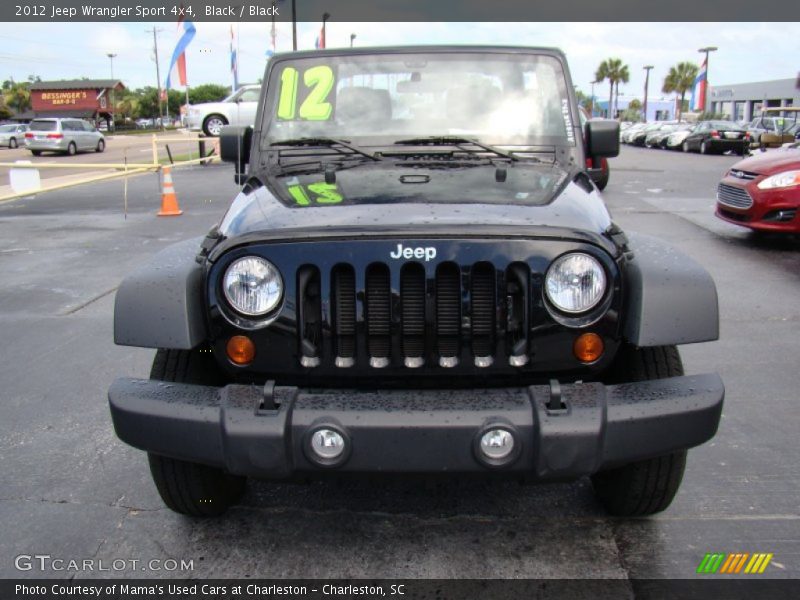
xmin=470 ymin=263 xmax=496 ymax=360
xmin=505 ymin=263 xmax=530 ymax=365
xmin=436 ymin=263 xmax=462 ymax=361
xmin=332 ymin=265 xmax=356 ymax=363
xmin=717 ymin=183 xmax=753 ymax=209
xmin=365 ymin=263 xmax=391 ymax=362
xmin=297 ymin=266 xmax=322 ymax=367
xmin=400 ymin=263 xmax=426 ymax=361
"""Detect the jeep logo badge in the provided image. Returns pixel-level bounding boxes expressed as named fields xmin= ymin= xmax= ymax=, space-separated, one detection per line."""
xmin=390 ymin=243 xmax=437 ymax=262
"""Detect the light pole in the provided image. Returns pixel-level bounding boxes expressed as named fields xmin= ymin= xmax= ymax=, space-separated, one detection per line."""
xmin=643 ymin=65 xmax=653 ymax=123
xmin=107 ymin=53 xmax=117 ymax=131
xmin=321 ymin=12 xmax=330 ymax=49
xmin=698 ymin=46 xmax=718 ymax=114
xmin=350 ymin=33 xmax=356 ymax=47
xmin=589 ymin=80 xmax=596 ymax=117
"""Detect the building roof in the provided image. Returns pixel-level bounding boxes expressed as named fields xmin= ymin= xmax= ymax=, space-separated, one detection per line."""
xmin=30 ymin=79 xmax=125 ymax=91
xmin=10 ymin=109 xmax=99 ymax=121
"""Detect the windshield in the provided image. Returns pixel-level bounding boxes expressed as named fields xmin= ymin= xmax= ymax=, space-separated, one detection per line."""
xmin=0 ymin=124 xmax=17 ymax=132
xmin=29 ymin=120 xmax=57 ymax=131
xmin=262 ymin=52 xmax=575 ymax=148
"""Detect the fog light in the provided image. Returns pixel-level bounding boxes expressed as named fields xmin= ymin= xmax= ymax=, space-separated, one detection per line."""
xmin=226 ymin=335 xmax=255 ymax=365
xmin=310 ymin=429 xmax=346 ymax=460
xmin=573 ymin=332 xmax=604 ymax=363
xmin=480 ymin=428 xmax=515 ymax=460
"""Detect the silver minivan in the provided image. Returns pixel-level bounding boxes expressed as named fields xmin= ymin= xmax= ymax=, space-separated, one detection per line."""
xmin=25 ymin=118 xmax=105 ymax=156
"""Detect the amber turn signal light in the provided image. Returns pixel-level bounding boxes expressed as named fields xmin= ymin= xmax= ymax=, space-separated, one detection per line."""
xmin=226 ymin=335 xmax=255 ymax=365
xmin=573 ymin=333 xmax=604 ymax=363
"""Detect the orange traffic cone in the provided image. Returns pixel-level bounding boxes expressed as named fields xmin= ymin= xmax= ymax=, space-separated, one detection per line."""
xmin=157 ymin=166 xmax=183 ymax=216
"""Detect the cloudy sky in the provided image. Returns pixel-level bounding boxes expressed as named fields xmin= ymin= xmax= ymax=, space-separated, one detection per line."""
xmin=0 ymin=22 xmax=797 ymax=99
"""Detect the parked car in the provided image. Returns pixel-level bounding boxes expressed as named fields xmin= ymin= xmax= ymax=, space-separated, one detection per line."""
xmin=644 ymin=123 xmax=679 ymax=148
xmin=715 ymin=144 xmax=800 ymax=233
xmin=621 ymin=122 xmax=646 ymax=144
xmin=664 ymin=124 xmax=695 ymax=150
xmin=746 ymin=111 xmax=798 ymax=148
xmin=185 ymin=84 xmax=261 ymax=136
xmin=0 ymin=123 xmax=28 ymax=148
xmin=24 ymin=118 xmax=105 ymax=156
xmin=630 ymin=123 xmax=660 ymax=147
xmin=681 ymin=120 xmax=749 ymax=155
xmin=109 ymin=45 xmax=723 ymax=519
xmin=578 ymin=106 xmax=610 ymax=190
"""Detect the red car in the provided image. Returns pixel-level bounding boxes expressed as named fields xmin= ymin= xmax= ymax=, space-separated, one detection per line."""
xmin=715 ymin=146 xmax=800 ymax=233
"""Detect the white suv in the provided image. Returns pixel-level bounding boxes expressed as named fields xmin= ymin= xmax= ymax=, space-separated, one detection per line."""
xmin=185 ymin=85 xmax=261 ymax=136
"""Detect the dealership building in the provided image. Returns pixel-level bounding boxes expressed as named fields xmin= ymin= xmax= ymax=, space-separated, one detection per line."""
xmin=708 ymin=78 xmax=800 ymax=122
xmin=594 ymin=97 xmax=675 ymax=121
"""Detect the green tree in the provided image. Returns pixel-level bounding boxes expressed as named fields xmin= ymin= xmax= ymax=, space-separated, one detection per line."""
xmin=662 ymin=62 xmax=699 ymax=122
xmin=188 ymin=83 xmax=230 ymax=104
xmin=3 ymin=81 xmax=31 ymax=113
xmin=595 ymin=58 xmax=629 ymax=119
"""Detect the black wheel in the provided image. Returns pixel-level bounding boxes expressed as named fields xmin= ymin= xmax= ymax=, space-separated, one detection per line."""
xmin=66 ymin=142 xmax=77 ymax=156
xmin=9 ymin=137 xmax=17 ymax=149
xmin=95 ymin=139 xmax=105 ymax=153
xmin=700 ymin=140 xmax=709 ymax=155
xmin=31 ymin=150 xmax=42 ymax=156
xmin=592 ymin=345 xmax=688 ymax=516
xmin=681 ymin=140 xmax=690 ymax=153
xmin=595 ymin=160 xmax=609 ymax=191
xmin=147 ymin=349 xmax=245 ymax=517
xmin=202 ymin=114 xmax=228 ymax=137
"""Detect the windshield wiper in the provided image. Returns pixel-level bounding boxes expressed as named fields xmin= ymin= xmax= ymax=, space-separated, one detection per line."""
xmin=393 ymin=136 xmax=520 ymax=162
xmin=270 ymin=137 xmax=381 ymax=161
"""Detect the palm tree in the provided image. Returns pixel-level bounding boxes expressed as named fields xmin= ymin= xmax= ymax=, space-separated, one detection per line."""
xmin=662 ymin=62 xmax=699 ymax=122
xmin=595 ymin=58 xmax=629 ymax=119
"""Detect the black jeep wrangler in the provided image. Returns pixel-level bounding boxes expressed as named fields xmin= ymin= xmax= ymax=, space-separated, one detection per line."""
xmin=109 ymin=46 xmax=724 ymax=517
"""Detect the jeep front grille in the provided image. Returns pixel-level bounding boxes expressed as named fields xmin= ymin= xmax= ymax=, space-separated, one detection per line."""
xmin=299 ymin=261 xmax=532 ymax=369
xmin=717 ymin=183 xmax=753 ymax=209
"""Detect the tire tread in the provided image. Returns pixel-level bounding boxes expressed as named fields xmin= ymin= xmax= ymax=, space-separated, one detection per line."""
xmin=592 ymin=345 xmax=688 ymax=516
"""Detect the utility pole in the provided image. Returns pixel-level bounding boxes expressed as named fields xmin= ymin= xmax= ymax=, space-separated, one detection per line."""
xmin=590 ymin=80 xmax=596 ymax=117
xmin=698 ymin=46 xmax=718 ymax=115
xmin=643 ymin=65 xmax=653 ymax=123
xmin=321 ymin=12 xmax=330 ymax=49
xmin=292 ymin=0 xmax=297 ymax=50
xmin=146 ymin=27 xmax=165 ymax=129
xmin=106 ymin=53 xmax=117 ymax=131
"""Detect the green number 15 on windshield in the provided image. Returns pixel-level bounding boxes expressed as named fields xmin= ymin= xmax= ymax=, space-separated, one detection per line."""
xmin=277 ymin=65 xmax=335 ymax=121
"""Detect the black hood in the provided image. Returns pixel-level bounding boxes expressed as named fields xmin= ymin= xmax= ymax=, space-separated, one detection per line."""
xmin=216 ymin=161 xmax=613 ymax=250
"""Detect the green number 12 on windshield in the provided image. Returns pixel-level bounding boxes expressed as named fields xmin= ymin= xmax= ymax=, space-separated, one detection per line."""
xmin=277 ymin=65 xmax=335 ymax=121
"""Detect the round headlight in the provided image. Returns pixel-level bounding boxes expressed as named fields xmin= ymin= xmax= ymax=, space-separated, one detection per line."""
xmin=545 ymin=253 xmax=606 ymax=314
xmin=223 ymin=256 xmax=283 ymax=316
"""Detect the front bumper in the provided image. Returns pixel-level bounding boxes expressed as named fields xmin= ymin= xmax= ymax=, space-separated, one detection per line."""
xmin=108 ymin=374 xmax=723 ymax=479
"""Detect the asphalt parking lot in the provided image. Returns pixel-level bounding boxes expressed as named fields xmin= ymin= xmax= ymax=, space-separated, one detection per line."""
xmin=0 ymin=146 xmax=798 ymax=584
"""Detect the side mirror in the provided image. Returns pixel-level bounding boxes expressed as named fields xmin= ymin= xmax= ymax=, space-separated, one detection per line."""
xmin=219 ymin=125 xmax=252 ymax=184
xmin=585 ymin=119 xmax=620 ymax=159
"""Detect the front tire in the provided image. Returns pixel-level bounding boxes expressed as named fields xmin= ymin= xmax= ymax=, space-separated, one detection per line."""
xmin=147 ymin=349 xmax=245 ymax=517
xmin=202 ymin=114 xmax=228 ymax=137
xmin=682 ymin=141 xmax=690 ymax=153
xmin=592 ymin=345 xmax=688 ymax=516
xmin=95 ymin=139 xmax=105 ymax=153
